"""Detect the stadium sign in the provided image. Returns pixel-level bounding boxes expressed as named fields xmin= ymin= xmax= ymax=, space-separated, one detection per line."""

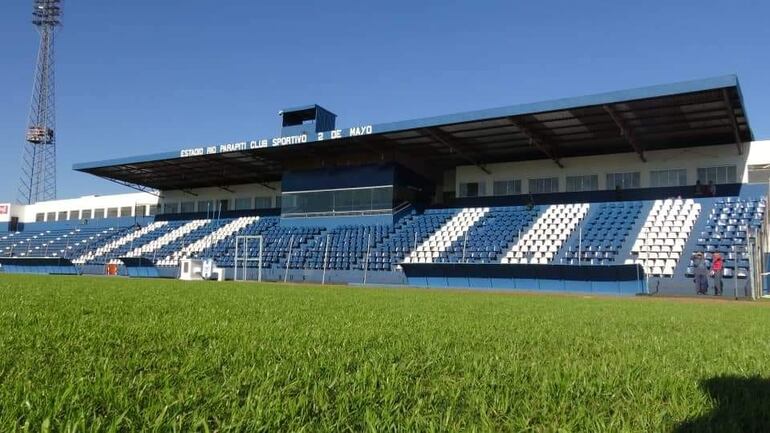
xmin=178 ymin=124 xmax=374 ymax=158
xmin=0 ymin=204 xmax=8 ymax=215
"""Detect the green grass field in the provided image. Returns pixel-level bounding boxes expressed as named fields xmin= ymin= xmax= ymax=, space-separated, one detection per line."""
xmin=1 ymin=275 xmax=769 ymax=432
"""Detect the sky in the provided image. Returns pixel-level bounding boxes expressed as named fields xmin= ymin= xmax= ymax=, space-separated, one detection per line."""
xmin=0 ymin=0 xmax=768 ymax=202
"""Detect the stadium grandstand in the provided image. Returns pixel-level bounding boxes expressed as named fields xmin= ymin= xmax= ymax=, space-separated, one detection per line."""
xmin=1 ymin=75 xmax=768 ymax=297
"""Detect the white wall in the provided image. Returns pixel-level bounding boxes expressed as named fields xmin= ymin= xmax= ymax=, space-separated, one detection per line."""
xmin=455 ymin=141 xmax=769 ymax=196
xmin=16 ymin=192 xmax=158 ymax=223
xmin=159 ymin=181 xmax=281 ymax=213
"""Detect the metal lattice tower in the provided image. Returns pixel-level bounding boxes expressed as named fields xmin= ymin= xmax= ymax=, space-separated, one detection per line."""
xmin=18 ymin=0 xmax=62 ymax=204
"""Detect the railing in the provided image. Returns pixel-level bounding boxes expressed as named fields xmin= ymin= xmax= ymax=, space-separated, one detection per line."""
xmin=392 ymin=201 xmax=412 ymax=220
xmin=281 ymin=207 xmax=395 ymax=219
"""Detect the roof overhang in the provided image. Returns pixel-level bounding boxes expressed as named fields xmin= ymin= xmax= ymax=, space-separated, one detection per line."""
xmin=74 ymin=75 xmax=754 ymax=191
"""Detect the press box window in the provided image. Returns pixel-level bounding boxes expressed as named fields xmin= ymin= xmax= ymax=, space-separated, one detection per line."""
xmin=282 ymin=186 xmax=393 ymax=216
xmin=650 ymin=169 xmax=687 ymax=187
xmin=165 ymin=202 xmax=180 ymax=214
xmin=35 ymin=213 xmax=44 ymax=222
xmin=69 ymin=210 xmax=80 ymax=220
xmin=697 ymin=166 xmax=737 ymax=184
xmin=46 ymin=212 xmax=56 ymax=221
xmin=254 ymin=197 xmax=272 ymax=209
xmin=493 ymin=180 xmax=521 ymax=196
xmin=566 ymin=175 xmax=598 ymax=192
xmin=57 ymin=211 xmax=67 ymax=221
xmin=81 ymin=210 xmax=92 ymax=220
xmin=94 ymin=209 xmax=105 ymax=219
xmin=120 ymin=207 xmax=132 ymax=217
xmin=606 ymin=172 xmax=640 ymax=189
xmin=529 ymin=177 xmax=559 ymax=194
xmin=107 ymin=208 xmax=119 ymax=218
xmin=459 ymin=182 xmax=485 ymax=198
xmin=234 ymin=197 xmax=252 ymax=210
xmin=197 ymin=201 xmax=213 ymax=213
xmin=179 ymin=202 xmax=195 ymax=213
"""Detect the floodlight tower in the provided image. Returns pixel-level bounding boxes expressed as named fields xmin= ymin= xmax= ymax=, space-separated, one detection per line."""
xmin=18 ymin=0 xmax=62 ymax=204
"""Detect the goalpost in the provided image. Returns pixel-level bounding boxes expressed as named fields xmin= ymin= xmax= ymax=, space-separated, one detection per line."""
xmin=234 ymin=235 xmax=263 ymax=282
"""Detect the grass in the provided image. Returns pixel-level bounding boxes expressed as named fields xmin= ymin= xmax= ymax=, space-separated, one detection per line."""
xmin=0 ymin=275 xmax=769 ymax=432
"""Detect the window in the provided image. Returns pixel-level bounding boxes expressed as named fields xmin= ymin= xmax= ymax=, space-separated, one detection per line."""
xmin=120 ymin=206 xmax=132 ymax=217
xmin=94 ymin=209 xmax=105 ymax=219
xmin=748 ymin=165 xmax=770 ymax=183
xmin=148 ymin=205 xmax=158 ymax=216
xmin=134 ymin=205 xmax=146 ymax=217
xmin=254 ymin=197 xmax=272 ymax=209
xmin=69 ymin=210 xmax=80 ymax=220
xmin=164 ymin=202 xmax=179 ymax=214
xmin=234 ymin=197 xmax=252 ymax=210
xmin=197 ymin=200 xmax=213 ymax=213
xmin=282 ymin=187 xmax=393 ymax=216
xmin=650 ymin=169 xmax=687 ymax=187
xmin=107 ymin=208 xmax=119 ymax=218
xmin=179 ymin=201 xmax=195 ymax=213
xmin=566 ymin=175 xmax=598 ymax=192
xmin=46 ymin=212 xmax=56 ymax=222
xmin=459 ymin=182 xmax=485 ymax=197
xmin=606 ymin=172 xmax=640 ymax=190
xmin=275 ymin=195 xmax=281 ymax=208
xmin=493 ymin=180 xmax=521 ymax=196
xmin=529 ymin=177 xmax=559 ymax=194
xmin=57 ymin=211 xmax=67 ymax=221
xmin=697 ymin=166 xmax=737 ymax=184
xmin=81 ymin=210 xmax=92 ymax=220
xmin=35 ymin=213 xmax=44 ymax=222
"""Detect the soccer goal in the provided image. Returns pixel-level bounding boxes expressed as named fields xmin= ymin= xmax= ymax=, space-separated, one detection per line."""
xmin=234 ymin=235 xmax=263 ymax=282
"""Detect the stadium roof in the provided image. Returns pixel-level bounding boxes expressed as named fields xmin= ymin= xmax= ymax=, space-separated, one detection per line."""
xmin=75 ymin=75 xmax=754 ymax=191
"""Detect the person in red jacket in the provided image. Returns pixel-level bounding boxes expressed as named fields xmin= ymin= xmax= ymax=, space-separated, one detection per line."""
xmin=711 ymin=252 xmax=724 ymax=296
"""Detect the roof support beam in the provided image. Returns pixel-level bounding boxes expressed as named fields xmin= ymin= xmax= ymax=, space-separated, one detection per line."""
xmin=603 ymin=105 xmax=647 ymax=162
xmin=722 ymin=89 xmax=743 ymax=155
xmin=419 ymin=128 xmax=491 ymax=174
xmin=258 ymin=182 xmax=276 ymax=191
xmin=100 ymin=177 xmax=161 ymax=197
xmin=506 ymin=118 xmax=563 ymax=168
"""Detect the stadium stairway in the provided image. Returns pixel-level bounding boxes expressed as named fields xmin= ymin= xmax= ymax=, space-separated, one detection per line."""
xmin=1 ymin=227 xmax=126 ymax=260
xmin=630 ymin=199 xmax=701 ymax=278
xmin=72 ymin=221 xmax=168 ymax=264
xmin=404 ymin=208 xmax=490 ymax=264
xmin=668 ymin=196 xmax=767 ymax=294
xmin=557 ymin=201 xmax=646 ymax=265
xmin=196 ymin=217 xmax=279 ymax=267
xmin=433 ymin=206 xmax=539 ymax=264
xmin=378 ymin=210 xmax=456 ymax=267
xmin=158 ymin=216 xmax=261 ymax=266
xmin=124 ymin=219 xmax=210 ymax=259
xmin=501 ymin=204 xmax=589 ymax=264
xmin=13 ymin=185 xmax=762 ymax=297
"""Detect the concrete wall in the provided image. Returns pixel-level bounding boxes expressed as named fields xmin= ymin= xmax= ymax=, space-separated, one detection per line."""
xmin=455 ymin=141 xmax=770 ymax=197
xmin=11 ymin=192 xmax=157 ymax=224
xmin=159 ymin=182 xmax=281 ymax=213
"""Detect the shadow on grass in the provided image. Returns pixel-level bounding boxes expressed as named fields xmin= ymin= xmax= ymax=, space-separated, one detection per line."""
xmin=674 ymin=376 xmax=770 ymax=433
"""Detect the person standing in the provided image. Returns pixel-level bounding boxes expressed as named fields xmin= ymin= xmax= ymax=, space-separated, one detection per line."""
xmin=692 ymin=252 xmax=709 ymax=295
xmin=711 ymin=252 xmax=724 ymax=296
